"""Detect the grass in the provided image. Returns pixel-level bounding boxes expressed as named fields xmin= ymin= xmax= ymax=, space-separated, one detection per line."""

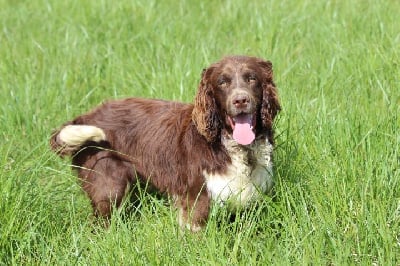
xmin=1 ymin=0 xmax=399 ymax=264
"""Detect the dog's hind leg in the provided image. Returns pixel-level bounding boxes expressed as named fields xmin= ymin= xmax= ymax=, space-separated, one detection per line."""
xmin=73 ymin=151 xmax=135 ymax=222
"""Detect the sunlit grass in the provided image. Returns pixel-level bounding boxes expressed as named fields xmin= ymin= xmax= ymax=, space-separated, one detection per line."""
xmin=1 ymin=0 xmax=399 ymax=264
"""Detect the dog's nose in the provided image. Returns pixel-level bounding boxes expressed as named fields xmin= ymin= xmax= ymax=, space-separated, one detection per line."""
xmin=232 ymin=93 xmax=250 ymax=109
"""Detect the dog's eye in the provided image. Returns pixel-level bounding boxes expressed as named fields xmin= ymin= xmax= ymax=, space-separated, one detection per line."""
xmin=246 ymin=75 xmax=257 ymax=83
xmin=217 ymin=77 xmax=229 ymax=86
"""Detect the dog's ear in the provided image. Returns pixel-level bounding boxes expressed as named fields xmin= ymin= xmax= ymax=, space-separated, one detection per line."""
xmin=192 ymin=66 xmax=222 ymax=142
xmin=258 ymin=59 xmax=281 ymax=129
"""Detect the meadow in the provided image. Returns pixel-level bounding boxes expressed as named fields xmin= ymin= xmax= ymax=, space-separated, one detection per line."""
xmin=0 ymin=0 xmax=399 ymax=264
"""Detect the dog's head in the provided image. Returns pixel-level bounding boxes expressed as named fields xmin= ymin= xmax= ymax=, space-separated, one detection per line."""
xmin=192 ymin=55 xmax=281 ymax=144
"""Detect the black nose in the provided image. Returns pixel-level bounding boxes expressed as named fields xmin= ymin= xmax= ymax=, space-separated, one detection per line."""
xmin=232 ymin=94 xmax=250 ymax=109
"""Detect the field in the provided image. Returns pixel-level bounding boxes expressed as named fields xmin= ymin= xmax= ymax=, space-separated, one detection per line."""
xmin=1 ymin=0 xmax=399 ymax=264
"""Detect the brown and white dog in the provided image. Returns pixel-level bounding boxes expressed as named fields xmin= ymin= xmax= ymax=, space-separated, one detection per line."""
xmin=50 ymin=55 xmax=280 ymax=231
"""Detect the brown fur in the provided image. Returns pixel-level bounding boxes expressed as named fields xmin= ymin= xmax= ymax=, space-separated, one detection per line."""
xmin=50 ymin=55 xmax=280 ymax=230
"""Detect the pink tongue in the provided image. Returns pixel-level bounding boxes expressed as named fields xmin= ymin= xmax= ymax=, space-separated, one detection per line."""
xmin=232 ymin=115 xmax=255 ymax=145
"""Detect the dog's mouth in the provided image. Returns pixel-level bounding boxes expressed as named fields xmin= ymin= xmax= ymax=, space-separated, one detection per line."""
xmin=227 ymin=113 xmax=256 ymax=145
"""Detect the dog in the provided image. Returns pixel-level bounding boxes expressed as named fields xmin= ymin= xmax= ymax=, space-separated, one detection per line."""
xmin=50 ymin=55 xmax=280 ymax=231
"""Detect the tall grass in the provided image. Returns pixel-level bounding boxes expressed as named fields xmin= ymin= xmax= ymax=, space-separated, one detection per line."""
xmin=1 ymin=0 xmax=399 ymax=264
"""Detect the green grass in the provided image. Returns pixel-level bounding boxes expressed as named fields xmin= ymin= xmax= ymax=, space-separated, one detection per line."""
xmin=1 ymin=0 xmax=399 ymax=264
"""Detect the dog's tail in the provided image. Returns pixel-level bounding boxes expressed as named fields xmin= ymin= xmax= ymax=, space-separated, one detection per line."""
xmin=50 ymin=124 xmax=107 ymax=157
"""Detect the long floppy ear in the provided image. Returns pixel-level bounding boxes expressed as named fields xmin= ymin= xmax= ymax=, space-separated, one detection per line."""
xmin=192 ymin=66 xmax=222 ymax=142
xmin=259 ymin=59 xmax=281 ymax=129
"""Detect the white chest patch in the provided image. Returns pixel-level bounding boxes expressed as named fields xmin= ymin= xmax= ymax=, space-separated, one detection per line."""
xmin=204 ymin=136 xmax=274 ymax=209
